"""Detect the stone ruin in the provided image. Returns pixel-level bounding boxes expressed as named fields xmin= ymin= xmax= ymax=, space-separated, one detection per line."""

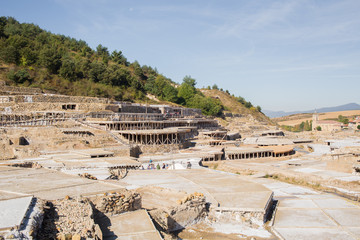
xmin=149 ymin=192 xmax=208 ymax=232
xmin=0 ymin=83 xmax=283 ymax=239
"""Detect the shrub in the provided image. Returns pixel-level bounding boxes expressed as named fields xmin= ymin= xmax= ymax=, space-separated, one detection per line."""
xmin=7 ymin=69 xmax=32 ymax=83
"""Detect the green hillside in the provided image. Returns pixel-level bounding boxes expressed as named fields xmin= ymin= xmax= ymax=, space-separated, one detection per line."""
xmin=201 ymin=89 xmax=272 ymax=123
xmin=0 ymin=17 xmax=264 ymax=118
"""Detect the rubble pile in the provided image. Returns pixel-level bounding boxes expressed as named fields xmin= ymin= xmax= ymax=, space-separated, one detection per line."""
xmin=150 ymin=192 xmax=207 ymax=232
xmin=78 ymin=173 xmax=97 ymax=180
xmin=108 ymin=168 xmax=128 ymax=180
xmin=37 ymin=197 xmax=102 ymax=240
xmin=10 ymin=162 xmax=42 ymax=168
xmin=92 ymin=190 xmax=141 ymax=214
xmin=176 ymin=192 xmax=204 ymax=205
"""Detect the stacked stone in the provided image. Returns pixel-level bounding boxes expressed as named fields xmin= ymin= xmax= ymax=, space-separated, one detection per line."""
xmin=94 ymin=191 xmax=141 ymax=214
xmin=150 ymin=192 xmax=207 ymax=232
xmin=38 ymin=197 xmax=102 ymax=240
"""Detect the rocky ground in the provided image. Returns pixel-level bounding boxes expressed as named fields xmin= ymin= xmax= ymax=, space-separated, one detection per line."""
xmin=37 ymin=196 xmax=102 ymax=240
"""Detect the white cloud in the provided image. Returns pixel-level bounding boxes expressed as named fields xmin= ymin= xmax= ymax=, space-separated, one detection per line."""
xmin=213 ymin=0 xmax=300 ymax=38
xmin=212 ymin=0 xmax=360 ymax=45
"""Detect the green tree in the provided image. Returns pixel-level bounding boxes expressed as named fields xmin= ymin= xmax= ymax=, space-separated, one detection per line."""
xmin=0 ymin=44 xmax=19 ymax=64
xmin=187 ymin=94 xmax=223 ymax=116
xmin=202 ymin=97 xmax=223 ymax=116
xmin=299 ymin=122 xmax=305 ymax=131
xmin=105 ymin=66 xmax=131 ymax=87
xmin=177 ymin=76 xmax=197 ymax=104
xmin=144 ymin=75 xmax=156 ymax=94
xmin=304 ymin=120 xmax=312 ymax=131
xmin=131 ymin=61 xmax=146 ymax=80
xmin=74 ymin=58 xmax=91 ymax=79
xmin=130 ymin=77 xmax=143 ymax=90
xmin=281 ymin=125 xmax=293 ymax=132
xmin=89 ymin=61 xmax=106 ymax=82
xmin=162 ymin=84 xmax=178 ymax=102
xmin=19 ymin=47 xmax=37 ymax=66
xmin=316 ymin=126 xmax=322 ymax=131
xmin=59 ymin=57 xmax=76 ymax=81
xmin=236 ymin=96 xmax=244 ymax=104
xmin=338 ymin=115 xmax=349 ymax=124
xmin=96 ymin=44 xmax=109 ymax=57
xmin=256 ymin=105 xmax=262 ymax=112
xmin=244 ymin=101 xmax=253 ymax=109
xmin=357 ymin=125 xmax=360 ymax=130
xmin=7 ymin=69 xmax=32 ymax=84
xmin=96 ymin=44 xmax=109 ymax=64
xmin=183 ymin=75 xmax=196 ymax=87
xmin=0 ymin=16 xmax=7 ymax=38
xmin=111 ymin=50 xmax=128 ymax=65
xmin=39 ymin=47 xmax=62 ymax=74
xmin=212 ymin=84 xmax=218 ymax=90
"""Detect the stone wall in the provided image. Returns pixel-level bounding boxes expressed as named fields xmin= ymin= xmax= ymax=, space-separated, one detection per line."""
xmin=120 ymin=104 xmax=161 ymax=114
xmin=0 ymin=96 xmax=11 ymax=103
xmin=2 ymin=86 xmax=42 ymax=94
xmin=0 ymin=102 xmax=108 ymax=113
xmin=9 ymin=95 xmax=109 ymax=104
xmin=139 ymin=144 xmax=183 ymax=154
xmin=92 ymin=190 xmax=141 ymax=215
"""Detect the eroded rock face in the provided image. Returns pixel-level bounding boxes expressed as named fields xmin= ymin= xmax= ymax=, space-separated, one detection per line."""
xmin=150 ymin=193 xmax=207 ymax=232
xmin=92 ymin=190 xmax=141 ymax=215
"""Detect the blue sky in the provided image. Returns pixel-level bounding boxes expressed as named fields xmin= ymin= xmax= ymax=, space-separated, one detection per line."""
xmin=1 ymin=0 xmax=360 ymax=111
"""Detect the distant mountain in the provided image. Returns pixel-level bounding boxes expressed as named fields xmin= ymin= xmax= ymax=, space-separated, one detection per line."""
xmin=262 ymin=110 xmax=299 ymax=119
xmin=263 ymin=103 xmax=360 ymax=118
xmin=314 ymin=103 xmax=360 ymax=113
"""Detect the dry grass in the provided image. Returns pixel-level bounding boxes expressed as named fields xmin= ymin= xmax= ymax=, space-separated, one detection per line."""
xmin=276 ymin=110 xmax=360 ymax=126
xmin=200 ymin=89 xmax=273 ymax=124
xmin=202 ymin=161 xmax=256 ymax=175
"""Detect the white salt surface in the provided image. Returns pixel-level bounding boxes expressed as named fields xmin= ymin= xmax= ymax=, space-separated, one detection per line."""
xmin=211 ymin=222 xmax=272 ymax=238
xmin=61 ymin=168 xmax=110 ymax=180
xmin=325 ymin=186 xmax=360 ymax=195
xmin=280 ymin=186 xmax=318 ymax=195
xmin=294 ymin=168 xmax=322 ymax=173
xmin=0 ymin=196 xmax=33 ymax=230
xmin=335 ymin=175 xmax=360 ymax=182
xmin=307 ymin=144 xmax=331 ymax=156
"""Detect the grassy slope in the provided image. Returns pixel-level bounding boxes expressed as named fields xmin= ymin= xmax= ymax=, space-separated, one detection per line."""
xmin=201 ymin=89 xmax=272 ymax=124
